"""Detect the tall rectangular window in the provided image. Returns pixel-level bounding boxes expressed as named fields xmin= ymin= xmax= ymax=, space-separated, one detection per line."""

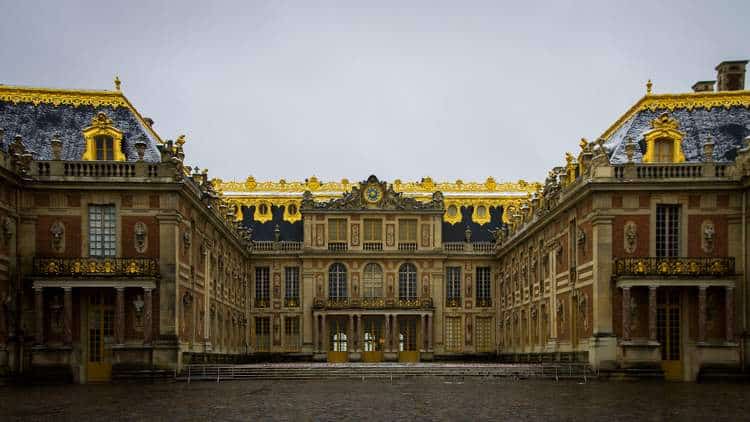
xmin=95 ymin=135 xmax=114 ymax=160
xmin=255 ymin=267 xmax=270 ymax=305
xmin=89 ymin=204 xmax=116 ymax=257
xmin=255 ymin=317 xmax=270 ymax=352
xmin=398 ymin=219 xmax=418 ymax=242
xmin=476 ymin=267 xmax=491 ymax=304
xmin=284 ymin=266 xmax=300 ymax=304
xmin=656 ymin=205 xmax=680 ymax=257
xmin=284 ymin=316 xmax=301 ymax=352
xmin=363 ymin=219 xmax=382 ymax=242
xmin=446 ymin=266 xmax=462 ymax=305
xmin=328 ymin=218 xmax=347 ymax=242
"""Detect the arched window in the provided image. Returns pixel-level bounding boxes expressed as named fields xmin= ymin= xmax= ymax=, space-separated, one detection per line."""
xmin=328 ymin=263 xmax=347 ymax=299
xmin=363 ymin=263 xmax=383 ymax=298
xmin=398 ymin=263 xmax=417 ymax=301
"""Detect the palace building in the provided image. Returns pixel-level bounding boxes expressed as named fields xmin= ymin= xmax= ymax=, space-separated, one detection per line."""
xmin=0 ymin=60 xmax=749 ymax=382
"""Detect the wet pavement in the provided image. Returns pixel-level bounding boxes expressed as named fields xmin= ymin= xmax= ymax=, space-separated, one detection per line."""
xmin=1 ymin=378 xmax=748 ymax=421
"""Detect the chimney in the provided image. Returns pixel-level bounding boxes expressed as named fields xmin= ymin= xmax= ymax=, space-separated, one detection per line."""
xmin=691 ymin=80 xmax=715 ymax=92
xmin=143 ymin=117 xmax=154 ymax=127
xmin=716 ymin=60 xmax=748 ymax=91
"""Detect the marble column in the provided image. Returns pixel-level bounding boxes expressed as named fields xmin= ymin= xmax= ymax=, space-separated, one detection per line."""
xmin=115 ymin=287 xmax=125 ymax=346
xmin=649 ymin=286 xmax=657 ymax=342
xmin=34 ymin=287 xmax=44 ymax=345
xmin=621 ymin=287 xmax=631 ymax=341
xmin=698 ymin=286 xmax=707 ymax=343
xmin=144 ymin=288 xmax=153 ymax=345
xmin=725 ymin=287 xmax=734 ymax=342
xmin=63 ymin=287 xmax=73 ymax=346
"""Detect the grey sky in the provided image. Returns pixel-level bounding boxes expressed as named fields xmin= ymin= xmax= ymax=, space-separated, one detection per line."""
xmin=1 ymin=0 xmax=748 ymax=184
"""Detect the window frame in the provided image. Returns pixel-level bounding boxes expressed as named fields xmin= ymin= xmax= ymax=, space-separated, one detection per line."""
xmin=328 ymin=263 xmax=348 ymax=299
xmin=88 ymin=204 xmax=117 ymax=258
xmin=328 ymin=218 xmax=348 ymax=243
xmin=446 ymin=266 xmax=462 ymax=303
xmin=476 ymin=267 xmax=491 ymax=302
xmin=363 ymin=218 xmax=383 ymax=242
xmin=362 ymin=263 xmax=383 ymax=298
xmin=398 ymin=263 xmax=418 ymax=301
xmin=398 ymin=219 xmax=418 ymax=243
xmin=255 ymin=267 xmax=270 ymax=301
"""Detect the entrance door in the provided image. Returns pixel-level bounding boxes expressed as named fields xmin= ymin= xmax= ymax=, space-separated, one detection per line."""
xmin=362 ymin=317 xmax=384 ymax=362
xmin=657 ymin=288 xmax=682 ymax=380
xmin=327 ymin=319 xmax=348 ymax=363
xmin=87 ymin=291 xmax=114 ymax=382
xmin=398 ymin=317 xmax=419 ymax=362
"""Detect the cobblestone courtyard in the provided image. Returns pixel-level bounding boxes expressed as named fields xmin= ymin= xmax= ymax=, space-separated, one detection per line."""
xmin=1 ymin=379 xmax=748 ymax=421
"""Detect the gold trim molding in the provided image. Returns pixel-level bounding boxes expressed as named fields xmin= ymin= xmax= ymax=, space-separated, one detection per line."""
xmin=600 ymin=90 xmax=750 ymax=141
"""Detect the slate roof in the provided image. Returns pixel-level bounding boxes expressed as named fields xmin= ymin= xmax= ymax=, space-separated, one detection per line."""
xmin=0 ymin=86 xmax=162 ymax=162
xmin=601 ymin=92 xmax=750 ymax=164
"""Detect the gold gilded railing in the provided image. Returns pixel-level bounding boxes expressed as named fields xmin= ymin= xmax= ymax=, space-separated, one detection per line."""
xmin=33 ymin=257 xmax=159 ymax=277
xmin=312 ymin=297 xmax=434 ymax=310
xmin=613 ymin=257 xmax=735 ymax=277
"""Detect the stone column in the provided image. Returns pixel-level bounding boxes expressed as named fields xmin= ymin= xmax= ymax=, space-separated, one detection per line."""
xmin=393 ymin=314 xmax=399 ymax=352
xmin=321 ymin=314 xmax=327 ymax=352
xmin=312 ymin=314 xmax=318 ymax=352
xmin=144 ymin=288 xmax=153 ymax=345
xmin=726 ymin=287 xmax=734 ymax=342
xmin=115 ymin=287 xmax=125 ymax=346
xmin=649 ymin=286 xmax=658 ymax=342
xmin=63 ymin=287 xmax=73 ymax=347
xmin=34 ymin=287 xmax=44 ymax=346
xmin=348 ymin=314 xmax=354 ymax=351
xmin=427 ymin=315 xmax=433 ymax=351
xmin=621 ymin=287 xmax=631 ymax=341
xmin=420 ymin=314 xmax=426 ymax=351
xmin=384 ymin=314 xmax=391 ymax=352
xmin=698 ymin=286 xmax=707 ymax=343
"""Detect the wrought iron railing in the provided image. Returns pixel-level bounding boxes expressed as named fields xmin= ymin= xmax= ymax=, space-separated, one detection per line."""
xmin=613 ymin=256 xmax=735 ymax=277
xmin=32 ymin=257 xmax=159 ymax=277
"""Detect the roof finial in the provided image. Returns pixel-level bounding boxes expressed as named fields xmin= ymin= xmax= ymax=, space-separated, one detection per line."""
xmin=646 ymin=79 xmax=653 ymax=95
xmin=114 ymin=75 xmax=121 ymax=91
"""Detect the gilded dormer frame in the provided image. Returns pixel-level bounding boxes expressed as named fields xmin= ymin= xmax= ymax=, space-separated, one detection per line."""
xmin=642 ymin=112 xmax=685 ymax=163
xmin=82 ymin=112 xmax=126 ymax=161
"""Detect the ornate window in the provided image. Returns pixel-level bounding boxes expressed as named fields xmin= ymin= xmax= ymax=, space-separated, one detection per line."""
xmin=398 ymin=219 xmax=418 ymax=242
xmin=446 ymin=266 xmax=462 ymax=305
xmin=255 ymin=267 xmax=270 ymax=306
xmin=363 ymin=219 xmax=382 ymax=242
xmin=656 ymin=205 xmax=680 ymax=257
xmin=398 ymin=263 xmax=417 ymax=301
xmin=82 ymin=112 xmax=126 ymax=161
xmin=362 ymin=263 xmax=383 ymax=298
xmin=476 ymin=267 xmax=491 ymax=304
xmin=328 ymin=263 xmax=348 ymax=299
xmin=255 ymin=317 xmax=270 ymax=352
xmin=284 ymin=267 xmax=299 ymax=305
xmin=328 ymin=218 xmax=347 ymax=242
xmin=88 ymin=204 xmax=116 ymax=257
xmin=642 ymin=113 xmax=685 ymax=163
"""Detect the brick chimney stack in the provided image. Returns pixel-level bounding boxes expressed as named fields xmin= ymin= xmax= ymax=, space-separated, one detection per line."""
xmin=715 ymin=60 xmax=748 ymax=91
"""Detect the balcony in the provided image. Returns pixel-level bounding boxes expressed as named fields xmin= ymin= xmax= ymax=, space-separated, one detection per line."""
xmin=613 ymin=257 xmax=735 ymax=278
xmin=362 ymin=242 xmax=383 ymax=251
xmin=253 ymin=241 xmax=302 ymax=253
xmin=398 ymin=242 xmax=417 ymax=252
xmin=32 ymin=257 xmax=159 ymax=278
xmin=328 ymin=242 xmax=348 ymax=252
xmin=612 ymin=162 xmax=729 ymax=180
xmin=31 ymin=160 xmax=170 ymax=180
xmin=446 ymin=297 xmax=462 ymax=308
xmin=254 ymin=298 xmax=270 ymax=308
xmin=443 ymin=242 xmax=495 ymax=255
xmin=476 ymin=298 xmax=493 ymax=308
xmin=312 ymin=297 xmax=434 ymax=310
xmin=284 ymin=297 xmax=300 ymax=308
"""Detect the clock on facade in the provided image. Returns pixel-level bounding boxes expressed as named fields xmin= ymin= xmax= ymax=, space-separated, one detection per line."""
xmin=364 ymin=184 xmax=383 ymax=203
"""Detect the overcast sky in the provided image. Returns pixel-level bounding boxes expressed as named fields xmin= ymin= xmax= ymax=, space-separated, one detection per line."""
xmin=1 ymin=0 xmax=748 ymax=184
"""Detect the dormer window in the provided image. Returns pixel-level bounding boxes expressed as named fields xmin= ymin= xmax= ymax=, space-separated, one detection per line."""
xmin=642 ymin=113 xmax=685 ymax=163
xmin=95 ymin=135 xmax=115 ymax=160
xmin=82 ymin=112 xmax=126 ymax=161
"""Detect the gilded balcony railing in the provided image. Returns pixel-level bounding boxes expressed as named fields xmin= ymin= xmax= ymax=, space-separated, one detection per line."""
xmin=32 ymin=257 xmax=159 ymax=277
xmin=312 ymin=297 xmax=434 ymax=310
xmin=284 ymin=297 xmax=300 ymax=308
xmin=613 ymin=257 xmax=735 ymax=277
xmin=254 ymin=298 xmax=270 ymax=308
xmin=446 ymin=297 xmax=462 ymax=308
xmin=476 ymin=298 xmax=493 ymax=307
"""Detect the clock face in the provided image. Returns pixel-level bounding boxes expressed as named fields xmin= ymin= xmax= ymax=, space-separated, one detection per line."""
xmin=365 ymin=185 xmax=382 ymax=203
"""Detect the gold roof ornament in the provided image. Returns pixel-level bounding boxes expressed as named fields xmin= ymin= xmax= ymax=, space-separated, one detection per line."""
xmin=175 ymin=134 xmax=186 ymax=146
xmin=114 ymin=75 xmax=121 ymax=91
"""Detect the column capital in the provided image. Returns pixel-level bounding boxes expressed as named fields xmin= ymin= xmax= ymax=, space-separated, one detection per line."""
xmin=699 ymin=285 xmax=708 ymax=291
xmin=34 ymin=286 xmax=44 ymax=293
xmin=63 ymin=287 xmax=73 ymax=293
xmin=648 ymin=285 xmax=658 ymax=291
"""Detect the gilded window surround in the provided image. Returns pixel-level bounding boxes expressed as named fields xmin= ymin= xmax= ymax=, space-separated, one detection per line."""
xmin=81 ymin=112 xmax=126 ymax=161
xmin=642 ymin=113 xmax=686 ymax=163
